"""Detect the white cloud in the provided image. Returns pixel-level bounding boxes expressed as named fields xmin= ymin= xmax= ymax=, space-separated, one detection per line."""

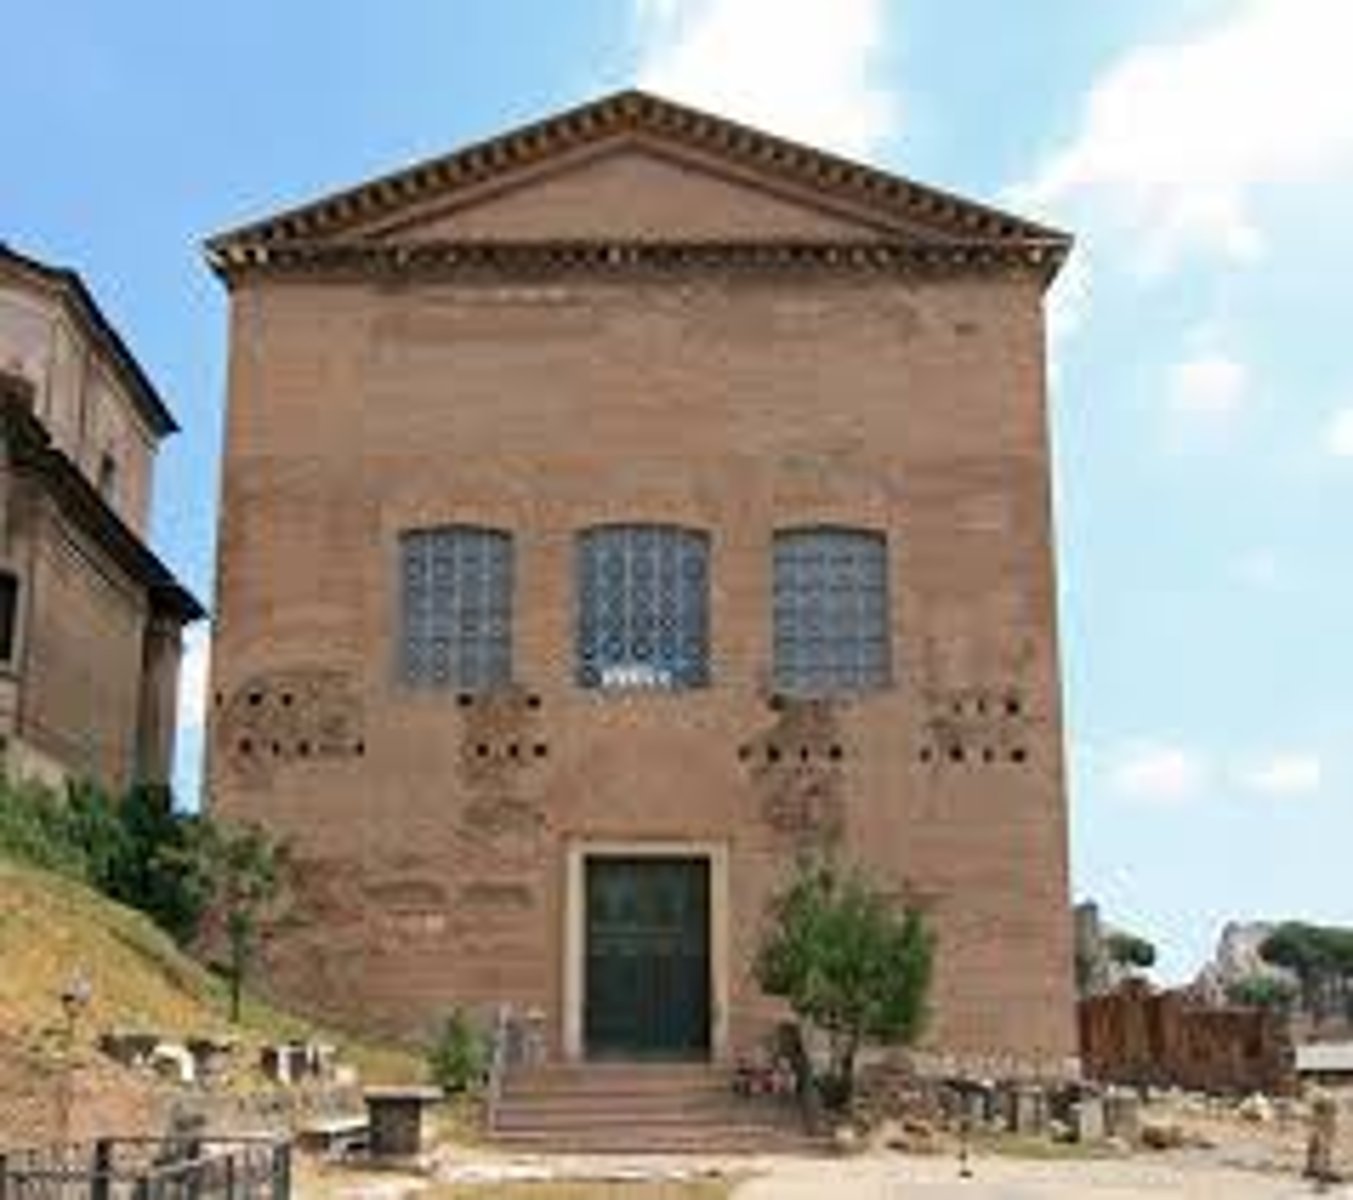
xmin=633 ymin=0 xmax=898 ymax=158
xmin=1014 ymin=0 xmax=1353 ymax=270
xmin=1327 ymin=407 xmax=1353 ymax=457
xmin=177 ymin=624 xmax=211 ymax=733
xmin=1109 ymin=742 xmax=1210 ymax=803
xmin=1235 ymin=754 xmax=1323 ymax=796
xmin=1106 ymin=740 xmax=1325 ymax=804
xmin=1167 ymin=352 xmax=1247 ymax=421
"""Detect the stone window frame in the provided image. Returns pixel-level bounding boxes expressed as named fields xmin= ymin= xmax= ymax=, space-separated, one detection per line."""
xmin=397 ymin=524 xmax=514 ymax=692
xmin=771 ymin=524 xmax=892 ymax=697
xmin=575 ymin=522 xmax=712 ymax=693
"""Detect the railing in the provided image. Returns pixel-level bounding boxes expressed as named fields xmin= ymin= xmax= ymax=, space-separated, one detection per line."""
xmin=484 ymin=1003 xmax=513 ymax=1137
xmin=0 ymin=1136 xmax=291 ymax=1200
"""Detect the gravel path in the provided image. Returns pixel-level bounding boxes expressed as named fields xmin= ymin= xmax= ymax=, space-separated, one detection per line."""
xmin=732 ymin=1153 xmax=1351 ymax=1199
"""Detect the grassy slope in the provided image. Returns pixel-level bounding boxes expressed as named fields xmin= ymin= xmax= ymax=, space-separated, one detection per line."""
xmin=0 ymin=854 xmax=419 ymax=1082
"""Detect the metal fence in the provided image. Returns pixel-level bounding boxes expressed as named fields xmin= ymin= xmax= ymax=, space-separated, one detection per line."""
xmin=0 ymin=1137 xmax=291 ymax=1200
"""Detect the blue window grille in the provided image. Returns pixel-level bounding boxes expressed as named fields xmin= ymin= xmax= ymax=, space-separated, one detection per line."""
xmin=577 ymin=525 xmax=710 ymax=690
xmin=773 ymin=527 xmax=890 ymax=695
xmin=400 ymin=526 xmax=512 ymax=690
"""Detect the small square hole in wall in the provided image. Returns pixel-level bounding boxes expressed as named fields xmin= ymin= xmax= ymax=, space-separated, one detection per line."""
xmin=1011 ymin=747 xmax=1028 ymax=764
xmin=1005 ymin=696 xmax=1022 ymax=716
xmin=457 ymin=693 xmax=475 ymax=708
xmin=296 ymin=740 xmax=310 ymax=757
xmin=736 ymin=745 xmax=751 ymax=762
xmin=353 ymin=741 xmax=366 ymax=757
xmin=982 ymin=747 xmax=995 ymax=763
xmin=238 ymin=738 xmax=253 ymax=756
xmin=799 ymin=746 xmax=811 ymax=763
xmin=767 ymin=745 xmax=782 ymax=764
xmin=249 ymin=691 xmax=264 ymax=707
xmin=281 ymin=693 xmax=294 ymax=708
xmin=527 ymin=694 xmax=542 ymax=709
xmin=919 ymin=746 xmax=933 ymax=763
xmin=508 ymin=743 xmax=521 ymax=760
xmin=828 ymin=745 xmax=844 ymax=761
xmin=949 ymin=745 xmax=965 ymax=763
xmin=475 ymin=743 xmax=491 ymax=758
xmin=533 ymin=743 xmax=548 ymax=759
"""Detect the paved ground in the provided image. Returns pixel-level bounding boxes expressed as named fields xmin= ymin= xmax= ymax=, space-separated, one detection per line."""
xmin=733 ymin=1153 xmax=1351 ymax=1199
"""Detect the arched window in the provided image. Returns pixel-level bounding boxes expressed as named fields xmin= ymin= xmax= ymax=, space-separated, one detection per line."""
xmin=577 ymin=524 xmax=710 ymax=690
xmin=773 ymin=527 xmax=890 ymax=695
xmin=399 ymin=526 xmax=512 ymax=690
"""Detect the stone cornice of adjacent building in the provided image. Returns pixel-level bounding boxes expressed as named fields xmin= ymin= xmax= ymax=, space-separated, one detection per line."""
xmin=0 ymin=243 xmax=180 ymax=437
xmin=205 ymin=88 xmax=1072 ymax=288
xmin=0 ymin=371 xmax=204 ymax=623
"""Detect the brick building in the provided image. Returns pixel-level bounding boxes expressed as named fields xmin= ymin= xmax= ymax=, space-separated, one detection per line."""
xmin=205 ymin=91 xmax=1075 ymax=1069
xmin=0 ymin=244 xmax=201 ymax=789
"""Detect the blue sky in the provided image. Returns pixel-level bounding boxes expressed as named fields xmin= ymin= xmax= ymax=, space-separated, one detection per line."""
xmin=4 ymin=1 xmax=1351 ymax=981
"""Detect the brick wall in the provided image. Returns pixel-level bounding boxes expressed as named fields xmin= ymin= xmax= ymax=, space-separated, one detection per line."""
xmin=209 ymin=141 xmax=1074 ymax=1067
xmin=1079 ymin=982 xmax=1295 ymax=1095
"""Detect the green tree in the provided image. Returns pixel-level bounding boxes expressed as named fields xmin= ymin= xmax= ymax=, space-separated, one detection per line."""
xmin=104 ymin=786 xmax=213 ymax=943
xmin=1261 ymin=923 xmax=1353 ymax=1028
xmin=1104 ymin=930 xmax=1157 ymax=972
xmin=188 ymin=820 xmax=290 ymax=1023
xmin=1226 ymin=975 xmax=1297 ymax=1012
xmin=755 ymin=857 xmax=935 ymax=1109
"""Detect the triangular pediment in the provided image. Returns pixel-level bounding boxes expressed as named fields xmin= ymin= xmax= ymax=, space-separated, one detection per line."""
xmin=207 ymin=90 xmax=1069 ymax=260
xmin=362 ymin=140 xmax=902 ymax=243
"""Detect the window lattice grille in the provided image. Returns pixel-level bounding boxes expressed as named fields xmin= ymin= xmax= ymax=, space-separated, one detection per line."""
xmin=773 ymin=527 xmax=890 ymax=695
xmin=400 ymin=527 xmax=512 ymax=690
xmin=577 ymin=525 xmax=710 ymax=690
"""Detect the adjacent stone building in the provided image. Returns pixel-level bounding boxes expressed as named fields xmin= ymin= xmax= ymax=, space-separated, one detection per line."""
xmin=205 ymin=91 xmax=1075 ymax=1069
xmin=0 ymin=244 xmax=201 ymax=789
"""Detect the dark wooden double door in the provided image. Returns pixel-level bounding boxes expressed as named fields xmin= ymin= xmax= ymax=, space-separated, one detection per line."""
xmin=584 ymin=856 xmax=711 ymax=1060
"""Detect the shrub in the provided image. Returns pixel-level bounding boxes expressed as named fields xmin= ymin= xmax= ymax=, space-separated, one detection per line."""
xmin=0 ymin=777 xmax=109 ymax=877
xmin=0 ymin=777 xmax=211 ymax=944
xmin=428 ymin=1008 xmax=487 ymax=1094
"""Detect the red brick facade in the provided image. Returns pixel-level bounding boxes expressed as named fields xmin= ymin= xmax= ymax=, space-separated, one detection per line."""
xmin=206 ymin=92 xmax=1076 ymax=1069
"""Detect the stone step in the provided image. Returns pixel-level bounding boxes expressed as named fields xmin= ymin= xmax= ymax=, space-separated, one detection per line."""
xmin=494 ymin=1103 xmax=798 ymax=1130
xmin=491 ymin=1063 xmax=823 ymax=1154
xmin=488 ymin=1126 xmax=826 ymax=1154
xmin=497 ymin=1094 xmax=772 ymax=1119
xmin=502 ymin=1067 xmax=731 ymax=1099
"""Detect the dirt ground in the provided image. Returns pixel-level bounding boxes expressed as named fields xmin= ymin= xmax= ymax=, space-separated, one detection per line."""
xmin=288 ymin=1089 xmax=1353 ymax=1200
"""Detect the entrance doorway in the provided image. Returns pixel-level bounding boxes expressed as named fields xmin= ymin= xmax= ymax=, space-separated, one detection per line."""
xmin=584 ymin=856 xmax=711 ymax=1059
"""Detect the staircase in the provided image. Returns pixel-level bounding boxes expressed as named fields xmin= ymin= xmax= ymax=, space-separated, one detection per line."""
xmin=489 ymin=1062 xmax=825 ymax=1153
